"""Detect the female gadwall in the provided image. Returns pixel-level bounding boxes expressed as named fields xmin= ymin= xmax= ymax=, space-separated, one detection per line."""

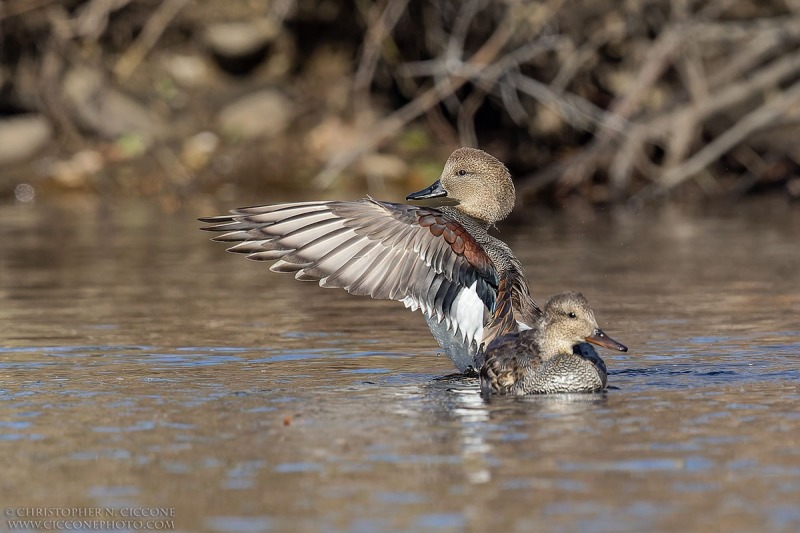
xmin=200 ymin=148 xmax=539 ymax=373
xmin=480 ymin=291 xmax=627 ymax=395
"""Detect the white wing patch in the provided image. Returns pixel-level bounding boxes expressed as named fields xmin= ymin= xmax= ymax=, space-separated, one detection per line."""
xmin=402 ymin=280 xmax=485 ymax=347
xmin=450 ymin=281 xmax=486 ymax=346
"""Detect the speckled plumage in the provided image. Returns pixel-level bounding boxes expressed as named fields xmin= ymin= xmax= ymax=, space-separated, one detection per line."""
xmin=480 ymin=292 xmax=627 ymax=395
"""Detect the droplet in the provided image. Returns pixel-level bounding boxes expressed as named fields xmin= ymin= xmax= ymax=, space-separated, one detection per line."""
xmin=14 ymin=183 xmax=35 ymax=202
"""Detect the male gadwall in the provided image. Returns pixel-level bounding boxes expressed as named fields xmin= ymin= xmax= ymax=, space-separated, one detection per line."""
xmin=200 ymin=147 xmax=539 ymax=373
xmin=480 ymin=291 xmax=627 ymax=395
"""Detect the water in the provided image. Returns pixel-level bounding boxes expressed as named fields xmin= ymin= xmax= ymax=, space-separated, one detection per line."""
xmin=1 ymin=197 xmax=798 ymax=532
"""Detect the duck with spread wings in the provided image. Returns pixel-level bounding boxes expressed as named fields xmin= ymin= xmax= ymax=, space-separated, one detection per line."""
xmin=200 ymin=147 xmax=539 ymax=373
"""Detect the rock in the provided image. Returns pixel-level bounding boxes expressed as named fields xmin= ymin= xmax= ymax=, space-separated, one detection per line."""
xmin=161 ymin=53 xmax=213 ymax=88
xmin=203 ymin=19 xmax=279 ymax=59
xmin=217 ymin=89 xmax=292 ymax=140
xmin=62 ymin=66 xmax=167 ymax=142
xmin=47 ymin=150 xmax=104 ymax=188
xmin=0 ymin=114 xmax=53 ymax=166
xmin=181 ymin=131 xmax=220 ymax=170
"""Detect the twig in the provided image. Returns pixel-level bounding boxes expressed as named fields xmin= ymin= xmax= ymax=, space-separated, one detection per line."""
xmin=456 ymin=85 xmax=486 ymax=147
xmin=456 ymin=37 xmax=571 ymax=144
xmin=113 ymin=0 xmax=190 ymax=81
xmin=707 ymin=28 xmax=800 ymax=89
xmin=637 ymin=82 xmax=800 ymax=199
xmin=352 ymin=0 xmax=410 ymax=115
xmin=498 ymin=69 xmax=529 ymax=125
xmin=690 ymin=16 xmax=800 ymax=43
xmin=74 ymin=0 xmax=132 ymax=41
xmin=397 ymin=38 xmax=565 ymax=80
xmin=518 ymin=30 xmax=800 ymax=198
xmin=424 ymin=105 xmax=460 ymax=147
xmin=440 ymin=0 xmax=489 ymax=115
xmin=728 ymin=145 xmax=768 ymax=194
xmin=509 ymin=73 xmax=626 ymax=133
xmin=38 ymin=6 xmax=83 ymax=144
xmin=311 ymin=0 xmax=542 ymax=188
xmin=607 ymin=27 xmax=684 ymax=121
xmin=0 ymin=0 xmax=58 ymax=20
xmin=554 ymin=24 xmax=685 ymax=190
xmin=667 ymin=2 xmax=707 ymax=171
xmin=448 ymin=0 xmax=489 ymax=62
xmin=311 ymin=73 xmax=464 ymax=188
xmin=550 ymin=27 xmax=614 ymax=93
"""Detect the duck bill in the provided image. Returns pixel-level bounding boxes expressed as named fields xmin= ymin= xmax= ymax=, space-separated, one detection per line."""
xmin=585 ymin=328 xmax=628 ymax=352
xmin=406 ymin=180 xmax=460 ymax=206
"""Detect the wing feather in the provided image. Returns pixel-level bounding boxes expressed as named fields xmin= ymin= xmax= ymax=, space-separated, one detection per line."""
xmin=201 ymin=199 xmax=501 ymax=353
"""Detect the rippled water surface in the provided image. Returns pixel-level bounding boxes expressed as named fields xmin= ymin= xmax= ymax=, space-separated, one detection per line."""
xmin=1 ymin=198 xmax=798 ymax=532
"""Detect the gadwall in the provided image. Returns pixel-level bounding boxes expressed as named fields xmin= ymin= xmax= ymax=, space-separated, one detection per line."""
xmin=480 ymin=291 xmax=627 ymax=395
xmin=200 ymin=147 xmax=539 ymax=373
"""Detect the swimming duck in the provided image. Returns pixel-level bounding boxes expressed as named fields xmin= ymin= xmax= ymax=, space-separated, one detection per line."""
xmin=480 ymin=291 xmax=627 ymax=395
xmin=200 ymin=147 xmax=539 ymax=373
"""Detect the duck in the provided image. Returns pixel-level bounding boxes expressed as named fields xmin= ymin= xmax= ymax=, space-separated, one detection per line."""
xmin=200 ymin=147 xmax=540 ymax=373
xmin=480 ymin=291 xmax=628 ymax=395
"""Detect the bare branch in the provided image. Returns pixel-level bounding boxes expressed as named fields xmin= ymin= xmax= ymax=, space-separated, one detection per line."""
xmin=113 ymin=0 xmax=190 ymax=81
xmin=352 ymin=0 xmax=410 ymax=113
xmin=653 ymin=82 xmax=800 ymax=192
xmin=312 ymin=0 xmax=572 ymax=188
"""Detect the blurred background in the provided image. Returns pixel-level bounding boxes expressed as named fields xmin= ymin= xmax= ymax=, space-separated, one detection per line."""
xmin=2 ymin=0 xmax=800 ymax=210
xmin=2 ymin=3 xmax=800 ymax=531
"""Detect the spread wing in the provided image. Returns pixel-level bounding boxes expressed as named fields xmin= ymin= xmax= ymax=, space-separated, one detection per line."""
xmin=200 ymin=199 xmax=499 ymax=347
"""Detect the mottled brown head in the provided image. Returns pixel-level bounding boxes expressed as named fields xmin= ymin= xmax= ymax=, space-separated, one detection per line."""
xmin=538 ymin=292 xmax=627 ymax=357
xmin=406 ymin=147 xmax=515 ymax=225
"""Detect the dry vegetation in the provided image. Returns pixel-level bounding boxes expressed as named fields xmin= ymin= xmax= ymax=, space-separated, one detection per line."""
xmin=2 ymin=0 xmax=800 ymax=207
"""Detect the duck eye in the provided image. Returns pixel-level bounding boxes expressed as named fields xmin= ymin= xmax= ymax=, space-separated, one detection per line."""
xmin=568 ymin=312 xmax=577 ymax=319
xmin=457 ymin=169 xmax=467 ymax=176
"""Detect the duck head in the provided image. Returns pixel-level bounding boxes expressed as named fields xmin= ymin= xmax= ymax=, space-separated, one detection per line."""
xmin=539 ymin=292 xmax=628 ymax=357
xmin=406 ymin=147 xmax=515 ymax=225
